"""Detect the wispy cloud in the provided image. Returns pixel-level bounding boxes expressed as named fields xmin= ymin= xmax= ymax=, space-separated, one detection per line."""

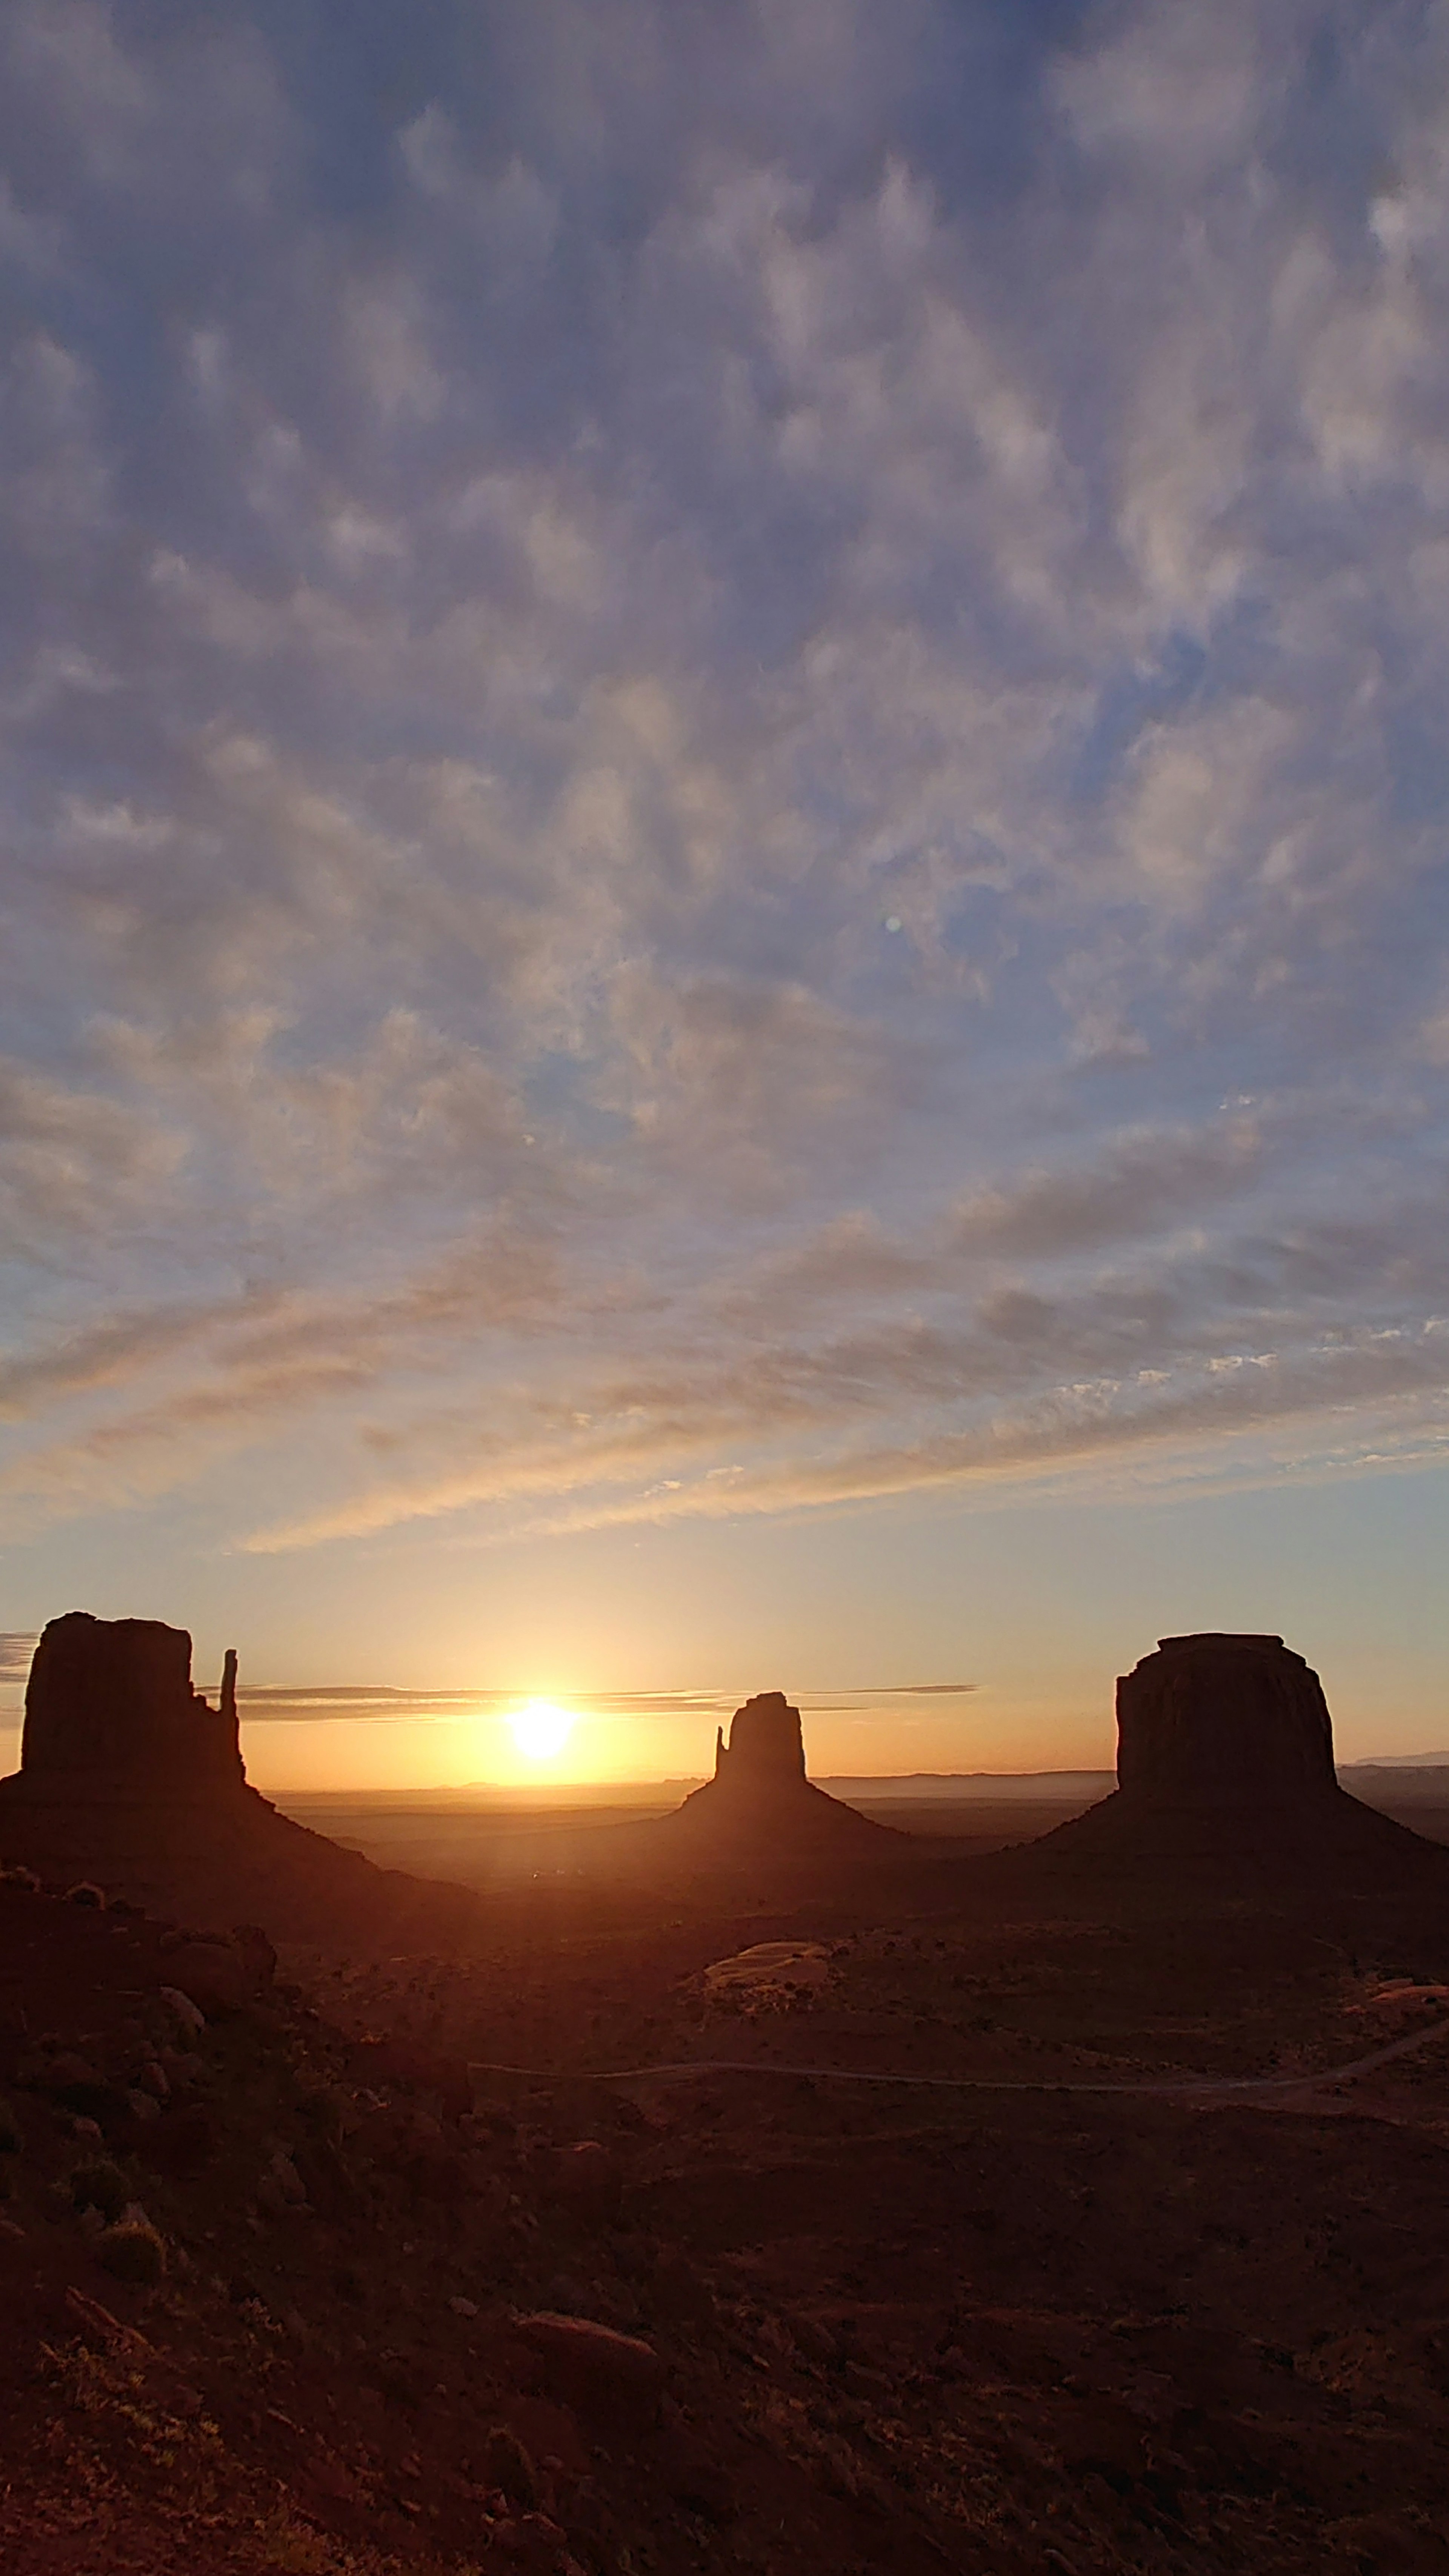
xmin=0 ymin=1634 xmax=38 ymax=1685
xmin=233 ymin=1679 xmax=975 ymax=1724
xmin=2 ymin=0 xmax=1447 ymax=1568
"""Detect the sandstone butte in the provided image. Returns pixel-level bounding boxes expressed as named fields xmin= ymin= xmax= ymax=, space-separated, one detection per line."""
xmin=4 ymin=1617 xmax=1447 ymax=1930
xmin=0 ymin=1622 xmax=905 ymax=1934
xmin=0 ymin=1611 xmax=477 ymax=1944
xmin=1004 ymin=1631 xmax=1449 ymax=1887
xmin=656 ymin=1689 xmax=904 ymax=1855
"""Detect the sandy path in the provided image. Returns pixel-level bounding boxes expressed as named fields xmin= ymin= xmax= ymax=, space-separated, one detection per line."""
xmin=469 ymin=2010 xmax=1449 ymax=2100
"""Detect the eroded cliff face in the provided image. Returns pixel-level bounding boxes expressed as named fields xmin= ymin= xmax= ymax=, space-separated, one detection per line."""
xmin=712 ymin=1691 xmax=809 ymax=1786
xmin=668 ymin=1689 xmax=900 ymax=1861
xmin=1115 ymin=1634 xmax=1337 ymax=1810
xmin=17 ymin=1612 xmax=244 ymax=1800
xmin=1000 ymin=1629 xmax=1448 ymax=1889
xmin=0 ymin=1613 xmax=407 ymax=1939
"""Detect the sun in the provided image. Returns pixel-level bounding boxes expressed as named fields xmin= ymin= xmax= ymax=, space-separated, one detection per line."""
xmin=509 ymin=1698 xmax=575 ymax=1763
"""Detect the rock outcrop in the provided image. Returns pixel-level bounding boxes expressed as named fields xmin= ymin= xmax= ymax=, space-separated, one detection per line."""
xmin=18 ymin=1613 xmax=244 ymax=1799
xmin=0 ymin=1613 xmax=477 ymax=1946
xmin=711 ymin=1690 xmax=808 ymax=1788
xmin=1011 ymin=1631 xmax=1449 ymax=1887
xmin=1116 ymin=1633 xmax=1338 ymax=1809
xmin=659 ymin=1692 xmax=900 ymax=1863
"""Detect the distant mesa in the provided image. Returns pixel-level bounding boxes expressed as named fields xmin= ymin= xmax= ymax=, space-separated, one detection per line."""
xmin=1117 ymin=1633 xmax=1337 ymax=1810
xmin=16 ymin=1612 xmax=245 ymax=1802
xmin=713 ymin=1690 xmax=807 ymax=1787
xmin=1017 ymin=1631 xmax=1449 ymax=1884
xmin=0 ymin=1611 xmax=469 ymax=1944
xmin=660 ymin=1691 xmax=901 ymax=1858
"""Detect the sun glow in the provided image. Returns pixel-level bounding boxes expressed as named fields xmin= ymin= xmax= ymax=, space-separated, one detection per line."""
xmin=509 ymin=1698 xmax=575 ymax=1763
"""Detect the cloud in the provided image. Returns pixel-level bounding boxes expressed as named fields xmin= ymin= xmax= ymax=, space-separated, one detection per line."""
xmin=0 ymin=1634 xmax=38 ymax=1684
xmin=951 ymin=1117 xmax=1264 ymax=1258
xmin=0 ymin=1054 xmax=186 ymax=1268
xmin=230 ymin=1146 xmax=1449 ymax=1554
xmin=1052 ymin=1 xmax=1268 ymax=178
xmin=234 ymin=1678 xmax=972 ymax=1722
xmin=2 ymin=0 xmax=1448 ymax=1570
xmin=0 ymin=1293 xmax=259 ymax=1421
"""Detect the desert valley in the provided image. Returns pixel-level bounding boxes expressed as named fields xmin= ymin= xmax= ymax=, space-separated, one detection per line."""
xmin=11 ymin=2 xmax=1449 ymax=2568
xmin=2 ymin=1615 xmax=1449 ymax=2576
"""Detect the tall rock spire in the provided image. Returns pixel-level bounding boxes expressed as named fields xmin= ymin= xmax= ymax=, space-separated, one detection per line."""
xmin=665 ymin=1688 xmax=899 ymax=1860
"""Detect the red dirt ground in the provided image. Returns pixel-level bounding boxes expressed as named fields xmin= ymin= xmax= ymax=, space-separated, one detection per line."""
xmin=5 ymin=1854 xmax=1449 ymax=2575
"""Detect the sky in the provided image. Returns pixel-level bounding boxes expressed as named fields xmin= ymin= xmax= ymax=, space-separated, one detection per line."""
xmin=3 ymin=0 xmax=1449 ymax=1789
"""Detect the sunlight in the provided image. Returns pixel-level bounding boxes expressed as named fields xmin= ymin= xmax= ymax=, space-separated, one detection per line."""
xmin=509 ymin=1698 xmax=575 ymax=1763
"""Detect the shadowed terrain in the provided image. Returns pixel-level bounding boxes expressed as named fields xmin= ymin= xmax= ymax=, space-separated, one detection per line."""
xmin=5 ymin=1621 xmax=1449 ymax=2573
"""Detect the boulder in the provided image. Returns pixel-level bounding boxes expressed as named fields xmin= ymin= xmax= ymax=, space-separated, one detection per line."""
xmin=157 ymin=1987 xmax=206 ymax=2039
xmin=157 ymin=1938 xmax=259 ymax=2019
xmin=480 ymin=2424 xmax=538 ymax=2509
xmin=256 ymin=2149 xmax=308 ymax=2215
xmin=512 ymin=2313 xmax=663 ymax=2422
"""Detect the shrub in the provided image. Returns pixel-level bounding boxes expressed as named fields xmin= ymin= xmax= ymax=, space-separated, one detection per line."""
xmin=98 ymin=2215 xmax=166 ymax=2285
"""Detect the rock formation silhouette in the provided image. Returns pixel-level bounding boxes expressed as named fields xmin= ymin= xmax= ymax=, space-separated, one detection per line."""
xmin=0 ymin=1613 xmax=477 ymax=1945
xmin=1117 ymin=1633 xmax=1337 ymax=1809
xmin=16 ymin=1612 xmax=245 ymax=1799
xmin=1013 ymin=1632 xmax=1449 ymax=1887
xmin=712 ymin=1689 xmax=807 ymax=1787
xmin=660 ymin=1692 xmax=901 ymax=1861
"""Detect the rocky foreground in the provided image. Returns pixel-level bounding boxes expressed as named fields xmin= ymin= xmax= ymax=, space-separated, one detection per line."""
xmin=6 ymin=1618 xmax=1449 ymax=2573
xmin=5 ymin=1864 xmax=1449 ymax=2576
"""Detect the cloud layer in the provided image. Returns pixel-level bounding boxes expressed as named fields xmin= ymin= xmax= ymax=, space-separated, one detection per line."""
xmin=3 ymin=0 xmax=1449 ymax=1563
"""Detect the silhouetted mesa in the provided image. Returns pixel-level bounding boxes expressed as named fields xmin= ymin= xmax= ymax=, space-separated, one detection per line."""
xmin=1014 ymin=1632 xmax=1449 ymax=1884
xmin=712 ymin=1689 xmax=807 ymax=1786
xmin=1117 ymin=1634 xmax=1337 ymax=1809
xmin=0 ymin=1613 xmax=454 ymax=1942
xmin=660 ymin=1692 xmax=901 ymax=1858
xmin=17 ymin=1612 xmax=245 ymax=1800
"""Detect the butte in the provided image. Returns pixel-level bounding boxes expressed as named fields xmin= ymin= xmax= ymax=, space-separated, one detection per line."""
xmin=648 ymin=1690 xmax=904 ymax=1870
xmin=1004 ymin=1631 xmax=1449 ymax=1892
xmin=0 ymin=1611 xmax=474 ymax=1945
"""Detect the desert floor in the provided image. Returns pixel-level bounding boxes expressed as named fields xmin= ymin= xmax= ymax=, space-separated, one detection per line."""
xmin=4 ymin=1811 xmax=1449 ymax=2575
